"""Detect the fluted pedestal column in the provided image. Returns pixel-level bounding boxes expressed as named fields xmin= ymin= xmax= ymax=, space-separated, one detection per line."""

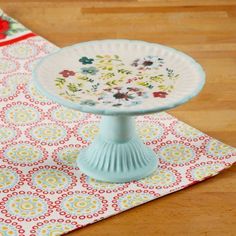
xmin=77 ymin=116 xmax=158 ymax=183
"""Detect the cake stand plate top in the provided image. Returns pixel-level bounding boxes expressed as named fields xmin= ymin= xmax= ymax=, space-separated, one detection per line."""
xmin=34 ymin=39 xmax=205 ymax=116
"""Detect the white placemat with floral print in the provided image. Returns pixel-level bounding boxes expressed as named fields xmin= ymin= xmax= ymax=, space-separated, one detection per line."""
xmin=0 ymin=10 xmax=235 ymax=236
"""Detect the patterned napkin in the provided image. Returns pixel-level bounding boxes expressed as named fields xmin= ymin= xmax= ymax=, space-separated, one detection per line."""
xmin=0 ymin=10 xmax=235 ymax=236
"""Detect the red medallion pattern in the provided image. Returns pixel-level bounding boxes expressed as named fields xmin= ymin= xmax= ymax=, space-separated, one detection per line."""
xmin=0 ymin=101 xmax=44 ymax=126
xmin=0 ymin=218 xmax=25 ymax=236
xmin=0 ymin=191 xmax=53 ymax=222
xmin=25 ymin=122 xmax=71 ymax=146
xmin=1 ymin=141 xmax=48 ymax=167
xmin=155 ymin=140 xmax=201 ymax=167
xmin=55 ymin=191 xmax=108 ymax=220
xmin=112 ymin=189 xmax=160 ymax=211
xmin=80 ymin=173 xmax=130 ymax=193
xmin=30 ymin=219 xmax=81 ymax=236
xmin=52 ymin=144 xmax=82 ymax=170
xmin=134 ymin=166 xmax=182 ymax=190
xmin=26 ymin=165 xmax=77 ymax=194
xmin=0 ymin=165 xmax=24 ymax=193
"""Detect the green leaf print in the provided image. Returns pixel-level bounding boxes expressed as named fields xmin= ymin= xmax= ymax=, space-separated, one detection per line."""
xmin=101 ymin=72 xmax=115 ymax=80
xmin=67 ymin=83 xmax=79 ymax=93
xmin=150 ymin=75 xmax=164 ymax=83
xmin=55 ymin=78 xmax=66 ymax=89
xmin=158 ymin=84 xmax=174 ymax=92
xmin=117 ymin=69 xmax=132 ymax=75
xmin=106 ymin=80 xmax=118 ymax=87
xmin=137 ymin=81 xmax=154 ymax=89
xmin=76 ymin=75 xmax=89 ymax=81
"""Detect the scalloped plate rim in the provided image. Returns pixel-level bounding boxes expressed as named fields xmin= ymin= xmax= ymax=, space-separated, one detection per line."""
xmin=33 ymin=39 xmax=206 ymax=116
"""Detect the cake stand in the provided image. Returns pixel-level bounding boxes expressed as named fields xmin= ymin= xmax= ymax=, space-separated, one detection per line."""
xmin=33 ymin=39 xmax=205 ymax=183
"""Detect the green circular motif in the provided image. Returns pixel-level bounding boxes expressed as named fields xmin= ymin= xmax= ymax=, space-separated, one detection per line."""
xmin=51 ymin=106 xmax=83 ymax=123
xmin=137 ymin=122 xmax=163 ymax=141
xmin=0 ymin=168 xmax=19 ymax=190
xmin=6 ymin=195 xmax=48 ymax=219
xmin=4 ymin=43 xmax=39 ymax=59
xmin=4 ymin=143 xmax=43 ymax=164
xmin=175 ymin=123 xmax=201 ymax=138
xmin=191 ymin=163 xmax=225 ymax=181
xmin=7 ymin=73 xmax=30 ymax=86
xmin=0 ymin=58 xmax=18 ymax=74
xmin=117 ymin=192 xmax=154 ymax=210
xmin=30 ymin=124 xmax=67 ymax=143
xmin=32 ymin=169 xmax=72 ymax=191
xmin=61 ymin=194 xmax=101 ymax=216
xmin=0 ymin=84 xmax=16 ymax=99
xmin=27 ymin=82 xmax=50 ymax=103
xmin=56 ymin=147 xmax=78 ymax=167
xmin=85 ymin=176 xmax=121 ymax=190
xmin=160 ymin=143 xmax=195 ymax=164
xmin=138 ymin=169 xmax=176 ymax=188
xmin=0 ymin=222 xmax=18 ymax=236
xmin=36 ymin=222 xmax=74 ymax=236
xmin=0 ymin=127 xmax=17 ymax=143
xmin=207 ymin=140 xmax=233 ymax=158
xmin=77 ymin=123 xmax=99 ymax=142
xmin=5 ymin=105 xmax=40 ymax=125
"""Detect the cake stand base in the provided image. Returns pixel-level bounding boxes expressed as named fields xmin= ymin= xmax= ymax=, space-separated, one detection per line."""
xmin=77 ymin=116 xmax=158 ymax=183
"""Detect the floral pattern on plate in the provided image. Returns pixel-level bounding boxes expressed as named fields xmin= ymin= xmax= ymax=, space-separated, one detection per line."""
xmin=54 ymin=55 xmax=179 ymax=107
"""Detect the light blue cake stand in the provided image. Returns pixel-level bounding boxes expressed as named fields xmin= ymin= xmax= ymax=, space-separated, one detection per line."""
xmin=33 ymin=39 xmax=205 ymax=183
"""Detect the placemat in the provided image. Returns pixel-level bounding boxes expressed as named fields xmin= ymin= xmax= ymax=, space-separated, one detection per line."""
xmin=0 ymin=9 xmax=235 ymax=236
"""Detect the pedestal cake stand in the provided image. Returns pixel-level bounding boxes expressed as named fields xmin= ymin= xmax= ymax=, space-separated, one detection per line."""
xmin=33 ymin=39 xmax=205 ymax=183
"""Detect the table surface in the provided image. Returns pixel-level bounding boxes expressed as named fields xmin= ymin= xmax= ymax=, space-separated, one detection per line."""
xmin=1 ymin=1 xmax=235 ymax=235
